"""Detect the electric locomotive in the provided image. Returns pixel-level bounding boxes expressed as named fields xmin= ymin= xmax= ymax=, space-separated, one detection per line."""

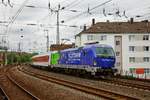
xmin=57 ymin=44 xmax=116 ymax=75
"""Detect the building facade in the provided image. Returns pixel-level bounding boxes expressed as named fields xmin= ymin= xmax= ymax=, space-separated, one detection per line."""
xmin=75 ymin=20 xmax=150 ymax=78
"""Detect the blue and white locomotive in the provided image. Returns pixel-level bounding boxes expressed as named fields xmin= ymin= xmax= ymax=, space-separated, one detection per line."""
xmin=57 ymin=44 xmax=116 ymax=75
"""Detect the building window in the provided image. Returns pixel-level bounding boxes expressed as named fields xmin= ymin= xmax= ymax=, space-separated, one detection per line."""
xmin=143 ymin=46 xmax=149 ymax=51
xmin=129 ymin=57 xmax=135 ymax=63
xmin=143 ymin=35 xmax=149 ymax=40
xmin=87 ymin=35 xmax=93 ymax=40
xmin=143 ymin=57 xmax=149 ymax=62
xmin=129 ymin=35 xmax=135 ymax=41
xmin=116 ymin=41 xmax=120 ymax=45
xmin=101 ymin=35 xmax=107 ymax=40
xmin=116 ymin=62 xmax=121 ymax=66
xmin=129 ymin=46 xmax=135 ymax=51
xmin=116 ymin=52 xmax=120 ymax=56
xmin=129 ymin=68 xmax=135 ymax=73
xmin=145 ymin=68 xmax=150 ymax=73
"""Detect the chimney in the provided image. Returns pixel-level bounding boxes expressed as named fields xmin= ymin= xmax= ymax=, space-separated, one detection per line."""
xmin=141 ymin=20 xmax=148 ymax=22
xmin=130 ymin=18 xmax=134 ymax=24
xmin=106 ymin=20 xmax=109 ymax=22
xmin=83 ymin=25 xmax=86 ymax=31
xmin=92 ymin=18 xmax=95 ymax=26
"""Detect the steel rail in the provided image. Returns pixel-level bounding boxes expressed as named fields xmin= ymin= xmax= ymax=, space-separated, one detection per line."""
xmin=103 ymin=78 xmax=150 ymax=91
xmin=7 ymin=73 xmax=39 ymax=100
xmin=18 ymin=66 xmax=138 ymax=100
xmin=0 ymin=87 xmax=9 ymax=100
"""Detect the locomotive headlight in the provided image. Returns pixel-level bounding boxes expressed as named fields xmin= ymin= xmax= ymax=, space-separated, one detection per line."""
xmin=93 ymin=61 xmax=97 ymax=66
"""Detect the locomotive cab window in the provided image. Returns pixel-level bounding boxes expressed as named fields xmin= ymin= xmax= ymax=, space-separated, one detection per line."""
xmin=96 ymin=47 xmax=115 ymax=58
xmin=83 ymin=50 xmax=87 ymax=56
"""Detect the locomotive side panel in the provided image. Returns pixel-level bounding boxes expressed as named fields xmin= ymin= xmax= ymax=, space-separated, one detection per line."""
xmin=59 ymin=49 xmax=82 ymax=65
xmin=81 ymin=48 xmax=95 ymax=66
xmin=51 ymin=52 xmax=60 ymax=65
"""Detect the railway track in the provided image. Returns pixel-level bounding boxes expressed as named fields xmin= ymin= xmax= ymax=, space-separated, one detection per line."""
xmin=18 ymin=66 xmax=138 ymax=100
xmin=29 ymin=64 xmax=150 ymax=92
xmin=0 ymin=88 xmax=8 ymax=100
xmin=102 ymin=77 xmax=150 ymax=91
xmin=6 ymin=73 xmax=39 ymax=100
xmin=114 ymin=75 xmax=150 ymax=83
xmin=0 ymin=66 xmax=39 ymax=100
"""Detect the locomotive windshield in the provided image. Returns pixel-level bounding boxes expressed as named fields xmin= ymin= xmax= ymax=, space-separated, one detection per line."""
xmin=96 ymin=47 xmax=115 ymax=57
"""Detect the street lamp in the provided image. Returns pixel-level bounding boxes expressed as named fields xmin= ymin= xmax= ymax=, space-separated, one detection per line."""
xmin=18 ymin=28 xmax=24 ymax=52
xmin=44 ymin=29 xmax=49 ymax=52
xmin=18 ymin=35 xmax=23 ymax=52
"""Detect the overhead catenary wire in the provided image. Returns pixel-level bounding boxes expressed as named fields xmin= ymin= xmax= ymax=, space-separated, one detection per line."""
xmin=1 ymin=0 xmax=13 ymax=7
xmin=35 ymin=0 xmax=82 ymax=21
xmin=63 ymin=0 xmax=84 ymax=9
xmin=118 ymin=5 xmax=150 ymax=20
xmin=63 ymin=0 xmax=80 ymax=8
xmin=1 ymin=0 xmax=7 ymax=6
xmin=62 ymin=0 xmax=112 ymax=23
xmin=6 ymin=0 xmax=29 ymax=36
xmin=8 ymin=0 xmax=13 ymax=7
xmin=48 ymin=0 xmax=68 ymax=10
xmin=7 ymin=0 xmax=29 ymax=26
xmin=2 ymin=0 xmax=29 ymax=52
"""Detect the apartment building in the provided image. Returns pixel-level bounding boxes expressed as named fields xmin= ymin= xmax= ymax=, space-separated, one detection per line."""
xmin=75 ymin=19 xmax=150 ymax=78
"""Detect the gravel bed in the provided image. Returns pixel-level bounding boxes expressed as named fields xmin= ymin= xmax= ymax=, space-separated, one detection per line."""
xmin=0 ymin=66 xmax=36 ymax=100
xmin=10 ymin=67 xmax=104 ymax=100
xmin=112 ymin=78 xmax=150 ymax=87
xmin=24 ymin=65 xmax=150 ymax=100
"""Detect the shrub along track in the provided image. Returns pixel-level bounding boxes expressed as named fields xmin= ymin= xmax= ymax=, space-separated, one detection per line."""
xmin=0 ymin=66 xmax=39 ymax=100
xmin=18 ymin=66 xmax=139 ymax=100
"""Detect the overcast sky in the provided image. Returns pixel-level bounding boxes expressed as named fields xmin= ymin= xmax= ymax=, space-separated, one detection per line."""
xmin=0 ymin=0 xmax=150 ymax=53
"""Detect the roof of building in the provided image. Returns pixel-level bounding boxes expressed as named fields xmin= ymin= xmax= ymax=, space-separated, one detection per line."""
xmin=50 ymin=44 xmax=75 ymax=51
xmin=76 ymin=21 xmax=150 ymax=36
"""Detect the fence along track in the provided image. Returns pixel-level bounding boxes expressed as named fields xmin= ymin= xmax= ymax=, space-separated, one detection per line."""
xmin=7 ymin=72 xmax=39 ymax=100
xmin=18 ymin=66 xmax=138 ymax=100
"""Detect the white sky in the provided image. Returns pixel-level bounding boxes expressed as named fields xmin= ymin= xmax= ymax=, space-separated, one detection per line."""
xmin=0 ymin=0 xmax=150 ymax=53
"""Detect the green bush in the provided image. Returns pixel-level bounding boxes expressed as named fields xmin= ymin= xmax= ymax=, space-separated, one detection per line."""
xmin=7 ymin=52 xmax=34 ymax=64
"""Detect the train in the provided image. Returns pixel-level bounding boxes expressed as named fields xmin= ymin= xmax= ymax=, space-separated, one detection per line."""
xmin=31 ymin=44 xmax=117 ymax=76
